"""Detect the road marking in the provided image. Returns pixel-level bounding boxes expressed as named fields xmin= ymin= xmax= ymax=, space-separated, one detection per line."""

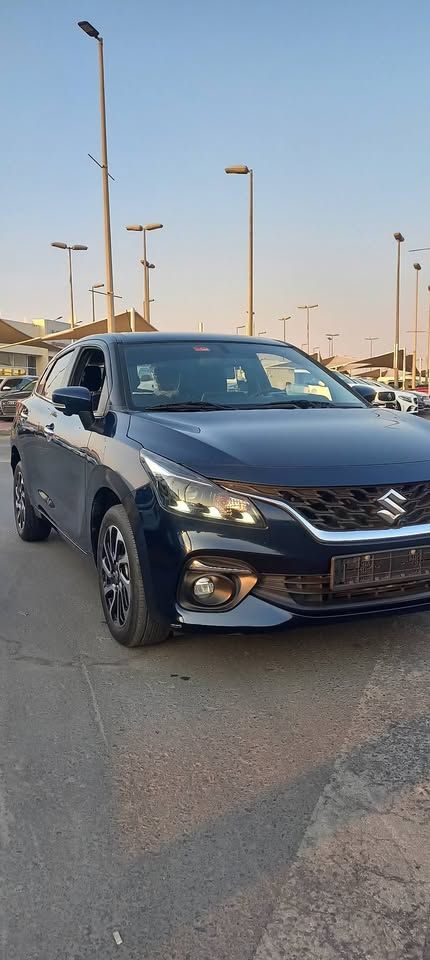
xmin=254 ymin=634 xmax=430 ymax=960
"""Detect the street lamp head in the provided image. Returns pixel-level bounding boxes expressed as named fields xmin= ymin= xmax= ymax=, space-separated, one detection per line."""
xmin=414 ymin=263 xmax=422 ymax=271
xmin=93 ymin=282 xmax=104 ymax=289
xmin=51 ymin=242 xmax=68 ymax=249
xmin=78 ymin=20 xmax=100 ymax=39
xmin=394 ymin=232 xmax=405 ymax=243
xmin=71 ymin=244 xmax=88 ymax=251
xmin=143 ymin=223 xmax=163 ymax=231
xmin=225 ymin=165 xmax=250 ymax=175
xmin=126 ymin=224 xmax=143 ymax=232
xmin=140 ymin=260 xmax=155 ymax=268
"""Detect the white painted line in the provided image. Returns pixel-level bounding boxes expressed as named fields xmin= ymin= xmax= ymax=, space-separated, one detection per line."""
xmin=254 ymin=635 xmax=430 ymax=960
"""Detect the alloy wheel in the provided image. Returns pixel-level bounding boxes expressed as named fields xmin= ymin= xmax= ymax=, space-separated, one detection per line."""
xmin=15 ymin=468 xmax=26 ymax=533
xmin=101 ymin=525 xmax=131 ymax=627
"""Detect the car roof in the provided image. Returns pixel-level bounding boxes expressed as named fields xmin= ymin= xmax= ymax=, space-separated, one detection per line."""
xmin=64 ymin=332 xmax=292 ymax=347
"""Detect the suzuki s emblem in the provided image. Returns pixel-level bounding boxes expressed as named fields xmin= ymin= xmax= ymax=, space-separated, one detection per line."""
xmin=377 ymin=488 xmax=407 ymax=524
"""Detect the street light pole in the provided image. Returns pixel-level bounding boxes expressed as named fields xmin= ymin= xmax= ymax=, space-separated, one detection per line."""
xmin=51 ymin=242 xmax=88 ymax=329
xmin=236 ymin=324 xmax=246 ymax=335
xmin=427 ymin=285 xmax=430 ymax=397
xmin=90 ymin=282 xmax=104 ymax=323
xmin=412 ymin=262 xmax=422 ymax=389
xmin=278 ymin=316 xmax=291 ymax=341
xmin=297 ymin=304 xmax=318 ymax=354
xmin=326 ymin=333 xmax=339 ymax=357
xmin=126 ymin=223 xmax=163 ymax=325
xmin=140 ymin=259 xmax=155 ymax=320
xmin=225 ymin=165 xmax=254 ymax=336
xmin=365 ymin=336 xmax=379 ymax=358
xmin=78 ymin=21 xmax=115 ymax=332
xmin=393 ymin=232 xmax=404 ymax=388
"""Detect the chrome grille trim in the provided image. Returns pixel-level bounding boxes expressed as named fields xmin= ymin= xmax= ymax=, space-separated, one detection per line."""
xmin=223 ymin=487 xmax=430 ymax=544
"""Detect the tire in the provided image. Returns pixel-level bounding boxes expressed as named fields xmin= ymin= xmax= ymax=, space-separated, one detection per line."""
xmin=13 ymin=462 xmax=51 ymax=542
xmin=97 ymin=504 xmax=169 ymax=647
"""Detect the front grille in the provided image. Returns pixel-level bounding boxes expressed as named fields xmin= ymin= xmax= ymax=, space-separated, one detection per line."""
xmin=224 ymin=480 xmax=430 ymax=531
xmin=255 ymin=572 xmax=430 ymax=608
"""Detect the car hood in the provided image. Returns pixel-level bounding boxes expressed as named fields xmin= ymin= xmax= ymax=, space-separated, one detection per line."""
xmin=127 ymin=406 xmax=430 ymax=486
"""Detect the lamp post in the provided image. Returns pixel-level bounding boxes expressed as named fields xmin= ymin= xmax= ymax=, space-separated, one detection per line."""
xmin=90 ymin=282 xmax=104 ymax=323
xmin=51 ymin=242 xmax=88 ymax=328
xmin=236 ymin=324 xmax=246 ymax=335
xmin=278 ymin=316 xmax=291 ymax=341
xmin=225 ymin=165 xmax=254 ymax=336
xmin=427 ymin=285 xmax=430 ymax=397
xmin=78 ymin=20 xmax=115 ymax=332
xmin=126 ymin=223 xmax=163 ymax=325
xmin=365 ymin=336 xmax=379 ymax=358
xmin=326 ymin=333 xmax=339 ymax=357
xmin=393 ymin=232 xmax=404 ymax=387
xmin=140 ymin=259 xmax=155 ymax=320
xmin=412 ymin=263 xmax=422 ymax=389
xmin=297 ymin=304 xmax=318 ymax=354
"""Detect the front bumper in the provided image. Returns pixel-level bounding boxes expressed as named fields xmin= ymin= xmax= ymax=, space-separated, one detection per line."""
xmin=136 ymin=491 xmax=430 ymax=631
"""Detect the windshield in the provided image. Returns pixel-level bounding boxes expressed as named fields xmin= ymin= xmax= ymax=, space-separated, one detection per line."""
xmin=122 ymin=340 xmax=365 ymax=411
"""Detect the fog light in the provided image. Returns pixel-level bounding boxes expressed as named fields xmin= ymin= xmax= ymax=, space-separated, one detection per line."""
xmin=179 ymin=557 xmax=258 ymax=611
xmin=189 ymin=572 xmax=235 ymax=606
xmin=193 ymin=576 xmax=215 ymax=598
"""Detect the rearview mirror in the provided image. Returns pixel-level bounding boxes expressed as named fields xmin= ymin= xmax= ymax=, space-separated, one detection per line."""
xmin=52 ymin=386 xmax=93 ymax=418
xmin=349 ymin=382 xmax=375 ymax=403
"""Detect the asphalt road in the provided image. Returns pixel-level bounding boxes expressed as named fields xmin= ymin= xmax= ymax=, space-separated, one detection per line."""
xmin=0 ymin=437 xmax=429 ymax=960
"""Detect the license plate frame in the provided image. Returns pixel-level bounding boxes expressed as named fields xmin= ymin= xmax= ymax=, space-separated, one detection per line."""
xmin=330 ymin=545 xmax=430 ymax=592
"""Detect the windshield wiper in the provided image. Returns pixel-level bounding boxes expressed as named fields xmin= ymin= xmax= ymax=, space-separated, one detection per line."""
xmin=248 ymin=399 xmax=361 ymax=409
xmin=146 ymin=401 xmax=230 ymax=412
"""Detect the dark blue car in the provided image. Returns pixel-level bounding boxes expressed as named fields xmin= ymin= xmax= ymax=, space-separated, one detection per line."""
xmin=10 ymin=332 xmax=430 ymax=647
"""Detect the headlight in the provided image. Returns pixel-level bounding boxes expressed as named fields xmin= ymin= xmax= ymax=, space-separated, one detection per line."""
xmin=140 ymin=451 xmax=265 ymax=527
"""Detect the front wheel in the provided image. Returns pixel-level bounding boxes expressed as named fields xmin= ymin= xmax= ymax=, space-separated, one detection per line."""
xmin=97 ymin=505 xmax=169 ymax=647
xmin=13 ymin=462 xmax=51 ymax=542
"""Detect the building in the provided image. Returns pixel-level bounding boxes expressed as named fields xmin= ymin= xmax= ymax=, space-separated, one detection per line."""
xmin=0 ymin=311 xmax=156 ymax=378
xmin=0 ymin=317 xmax=69 ymax=378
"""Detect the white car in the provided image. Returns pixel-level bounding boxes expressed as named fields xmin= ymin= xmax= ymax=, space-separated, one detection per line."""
xmin=393 ymin=389 xmax=418 ymax=414
xmin=355 ymin=379 xmax=418 ymax=414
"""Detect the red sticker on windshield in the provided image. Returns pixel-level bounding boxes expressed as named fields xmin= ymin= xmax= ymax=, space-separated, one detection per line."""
xmin=193 ymin=346 xmax=210 ymax=351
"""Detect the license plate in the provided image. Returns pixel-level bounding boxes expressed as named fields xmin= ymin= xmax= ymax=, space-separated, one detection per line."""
xmin=331 ymin=545 xmax=430 ymax=592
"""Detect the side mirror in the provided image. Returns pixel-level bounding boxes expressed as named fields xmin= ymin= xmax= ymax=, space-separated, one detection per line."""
xmin=52 ymin=386 xmax=93 ymax=419
xmin=349 ymin=382 xmax=376 ymax=404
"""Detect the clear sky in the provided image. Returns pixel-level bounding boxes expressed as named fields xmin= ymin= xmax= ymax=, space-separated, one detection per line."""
xmin=2 ymin=0 xmax=430 ymax=358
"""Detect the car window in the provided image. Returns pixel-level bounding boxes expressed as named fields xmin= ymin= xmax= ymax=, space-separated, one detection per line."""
xmin=41 ymin=351 xmax=75 ymax=401
xmin=70 ymin=347 xmax=107 ymax=415
xmin=0 ymin=377 xmax=23 ymax=392
xmin=121 ymin=340 xmax=364 ymax=410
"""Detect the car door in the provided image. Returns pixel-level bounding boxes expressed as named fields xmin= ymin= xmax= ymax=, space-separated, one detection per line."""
xmin=17 ymin=351 xmax=76 ymax=516
xmin=30 ymin=348 xmax=92 ymax=541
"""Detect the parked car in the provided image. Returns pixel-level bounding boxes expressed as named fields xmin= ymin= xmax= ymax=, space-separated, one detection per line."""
xmin=0 ymin=378 xmax=37 ymax=419
xmin=11 ymin=333 xmax=430 ymax=648
xmin=409 ymin=390 xmax=430 ymax=413
xmin=338 ymin=373 xmax=417 ymax=413
xmin=336 ymin=372 xmax=397 ymax=408
xmin=0 ymin=374 xmax=36 ymax=393
xmin=360 ymin=380 xmax=418 ymax=414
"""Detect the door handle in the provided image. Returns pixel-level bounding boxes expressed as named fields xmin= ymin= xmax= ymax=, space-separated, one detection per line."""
xmin=44 ymin=423 xmax=55 ymax=436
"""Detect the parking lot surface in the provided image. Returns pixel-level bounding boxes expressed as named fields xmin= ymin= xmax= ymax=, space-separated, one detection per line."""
xmin=0 ymin=441 xmax=429 ymax=959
